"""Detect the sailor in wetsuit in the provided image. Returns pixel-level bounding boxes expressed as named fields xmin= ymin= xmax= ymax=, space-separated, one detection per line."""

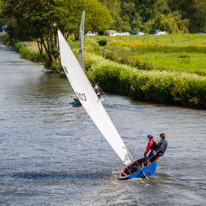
xmin=94 ymin=85 xmax=101 ymax=100
xmin=150 ymin=133 xmax=168 ymax=163
xmin=144 ymin=134 xmax=158 ymax=159
xmin=144 ymin=134 xmax=158 ymax=166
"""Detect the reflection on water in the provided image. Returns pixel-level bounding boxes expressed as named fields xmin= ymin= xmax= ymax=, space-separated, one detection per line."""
xmin=0 ymin=43 xmax=206 ymax=206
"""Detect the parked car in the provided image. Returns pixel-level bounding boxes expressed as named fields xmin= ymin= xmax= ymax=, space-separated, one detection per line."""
xmin=104 ymin=30 xmax=116 ymax=36
xmin=85 ymin=31 xmax=98 ymax=36
xmin=105 ymin=30 xmax=130 ymax=36
xmin=131 ymin=30 xmax=144 ymax=35
xmin=112 ymin=32 xmax=130 ymax=36
xmin=196 ymin=32 xmax=206 ymax=34
xmin=149 ymin=29 xmax=168 ymax=35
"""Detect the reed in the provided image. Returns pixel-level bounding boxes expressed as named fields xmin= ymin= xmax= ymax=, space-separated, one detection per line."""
xmin=15 ymin=42 xmax=43 ymax=63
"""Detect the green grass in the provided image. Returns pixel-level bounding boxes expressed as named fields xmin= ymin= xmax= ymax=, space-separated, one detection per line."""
xmin=85 ymin=53 xmax=206 ymax=108
xmin=82 ymin=35 xmax=206 ymax=76
xmin=140 ymin=52 xmax=206 ymax=74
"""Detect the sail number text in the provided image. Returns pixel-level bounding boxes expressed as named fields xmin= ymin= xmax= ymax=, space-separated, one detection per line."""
xmin=75 ymin=92 xmax=87 ymax=101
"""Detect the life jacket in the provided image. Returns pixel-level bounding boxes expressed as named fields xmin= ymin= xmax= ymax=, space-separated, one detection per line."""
xmin=151 ymin=139 xmax=158 ymax=151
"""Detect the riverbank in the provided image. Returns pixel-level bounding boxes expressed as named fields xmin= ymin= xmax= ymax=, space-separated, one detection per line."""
xmin=13 ymin=35 xmax=206 ymax=109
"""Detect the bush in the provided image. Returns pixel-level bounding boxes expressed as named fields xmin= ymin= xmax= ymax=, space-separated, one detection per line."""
xmin=0 ymin=32 xmax=9 ymax=42
xmin=98 ymin=39 xmax=107 ymax=46
xmin=15 ymin=42 xmax=27 ymax=52
xmin=86 ymin=53 xmax=206 ymax=108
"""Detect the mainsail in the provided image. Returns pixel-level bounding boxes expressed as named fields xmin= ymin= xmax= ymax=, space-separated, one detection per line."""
xmin=78 ymin=10 xmax=85 ymax=70
xmin=58 ymin=30 xmax=133 ymax=165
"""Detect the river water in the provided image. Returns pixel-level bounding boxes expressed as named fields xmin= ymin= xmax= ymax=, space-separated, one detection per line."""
xmin=0 ymin=43 xmax=206 ymax=206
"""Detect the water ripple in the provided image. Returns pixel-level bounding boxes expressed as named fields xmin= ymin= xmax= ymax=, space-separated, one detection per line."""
xmin=1 ymin=172 xmax=105 ymax=180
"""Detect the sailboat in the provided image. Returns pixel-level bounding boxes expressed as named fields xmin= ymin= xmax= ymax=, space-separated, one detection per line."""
xmin=72 ymin=9 xmax=85 ymax=105
xmin=58 ymin=18 xmax=160 ymax=181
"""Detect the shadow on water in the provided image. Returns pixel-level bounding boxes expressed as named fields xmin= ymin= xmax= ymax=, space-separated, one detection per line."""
xmin=1 ymin=172 xmax=106 ymax=180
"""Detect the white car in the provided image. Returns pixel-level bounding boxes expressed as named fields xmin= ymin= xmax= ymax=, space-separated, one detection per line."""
xmin=111 ymin=32 xmax=130 ymax=36
xmin=85 ymin=31 xmax=98 ymax=36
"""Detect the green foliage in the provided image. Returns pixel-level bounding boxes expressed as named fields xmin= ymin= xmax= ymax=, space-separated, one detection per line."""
xmin=99 ymin=0 xmax=206 ymax=33
xmin=0 ymin=31 xmax=9 ymax=42
xmin=63 ymin=0 xmax=112 ymax=39
xmin=0 ymin=0 xmax=68 ymax=70
xmin=0 ymin=0 xmax=112 ymax=70
xmin=168 ymin=0 xmax=206 ymax=32
xmin=99 ymin=0 xmax=170 ymax=32
xmin=87 ymin=53 xmax=206 ymax=108
xmin=191 ymin=0 xmax=206 ymax=32
xmin=19 ymin=47 xmax=41 ymax=62
xmin=146 ymin=12 xmax=189 ymax=34
xmin=16 ymin=42 xmax=43 ymax=63
xmin=15 ymin=42 xmax=27 ymax=52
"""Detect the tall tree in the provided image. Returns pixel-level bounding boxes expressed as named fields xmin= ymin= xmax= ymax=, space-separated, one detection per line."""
xmin=99 ymin=0 xmax=170 ymax=31
xmin=120 ymin=0 xmax=143 ymax=31
xmin=64 ymin=0 xmax=112 ymax=38
xmin=1 ymin=0 xmax=68 ymax=68
xmin=191 ymin=0 xmax=206 ymax=32
xmin=1 ymin=0 xmax=112 ymax=70
xmin=146 ymin=12 xmax=189 ymax=34
xmin=98 ymin=0 xmax=122 ymax=30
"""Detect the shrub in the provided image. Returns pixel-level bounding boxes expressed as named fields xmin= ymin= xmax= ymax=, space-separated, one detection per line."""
xmin=98 ymin=39 xmax=107 ymax=46
xmin=86 ymin=53 xmax=206 ymax=108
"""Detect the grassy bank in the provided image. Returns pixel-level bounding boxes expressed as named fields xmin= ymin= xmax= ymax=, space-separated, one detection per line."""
xmin=83 ymin=34 xmax=206 ymax=76
xmin=85 ymin=53 xmax=206 ymax=108
xmin=16 ymin=34 xmax=206 ymax=109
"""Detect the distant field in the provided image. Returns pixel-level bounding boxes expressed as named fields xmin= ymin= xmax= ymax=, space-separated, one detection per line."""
xmin=80 ymin=34 xmax=206 ymax=76
xmin=88 ymin=34 xmax=206 ymax=47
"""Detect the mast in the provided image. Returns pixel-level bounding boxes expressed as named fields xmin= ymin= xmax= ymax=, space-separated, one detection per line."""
xmin=78 ymin=8 xmax=85 ymax=71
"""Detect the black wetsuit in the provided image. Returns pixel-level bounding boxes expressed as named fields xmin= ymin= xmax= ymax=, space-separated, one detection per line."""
xmin=150 ymin=139 xmax=168 ymax=162
xmin=95 ymin=88 xmax=101 ymax=99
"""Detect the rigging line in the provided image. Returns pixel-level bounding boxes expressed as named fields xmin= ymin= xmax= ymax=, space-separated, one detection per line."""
xmin=85 ymin=69 xmax=118 ymax=107
xmin=123 ymin=148 xmax=134 ymax=165
xmin=85 ymin=70 xmax=134 ymax=160
xmin=136 ymin=159 xmax=149 ymax=180
xmin=86 ymin=70 xmax=134 ymax=162
xmin=86 ymin=72 xmax=108 ymax=96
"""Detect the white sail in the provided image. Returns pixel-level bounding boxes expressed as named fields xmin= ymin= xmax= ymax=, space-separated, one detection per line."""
xmin=78 ymin=10 xmax=85 ymax=70
xmin=58 ymin=30 xmax=133 ymax=165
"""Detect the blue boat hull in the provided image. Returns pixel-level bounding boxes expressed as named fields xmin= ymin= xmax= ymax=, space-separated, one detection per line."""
xmin=118 ymin=157 xmax=158 ymax=180
xmin=128 ymin=161 xmax=157 ymax=179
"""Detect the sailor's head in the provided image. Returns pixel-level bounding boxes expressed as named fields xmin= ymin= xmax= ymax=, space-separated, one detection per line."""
xmin=160 ymin=133 xmax=165 ymax=140
xmin=147 ymin=134 xmax=153 ymax=139
xmin=94 ymin=85 xmax=98 ymax=89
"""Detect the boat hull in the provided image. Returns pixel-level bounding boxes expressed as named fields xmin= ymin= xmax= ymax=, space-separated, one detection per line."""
xmin=73 ymin=95 xmax=81 ymax=105
xmin=118 ymin=157 xmax=158 ymax=180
